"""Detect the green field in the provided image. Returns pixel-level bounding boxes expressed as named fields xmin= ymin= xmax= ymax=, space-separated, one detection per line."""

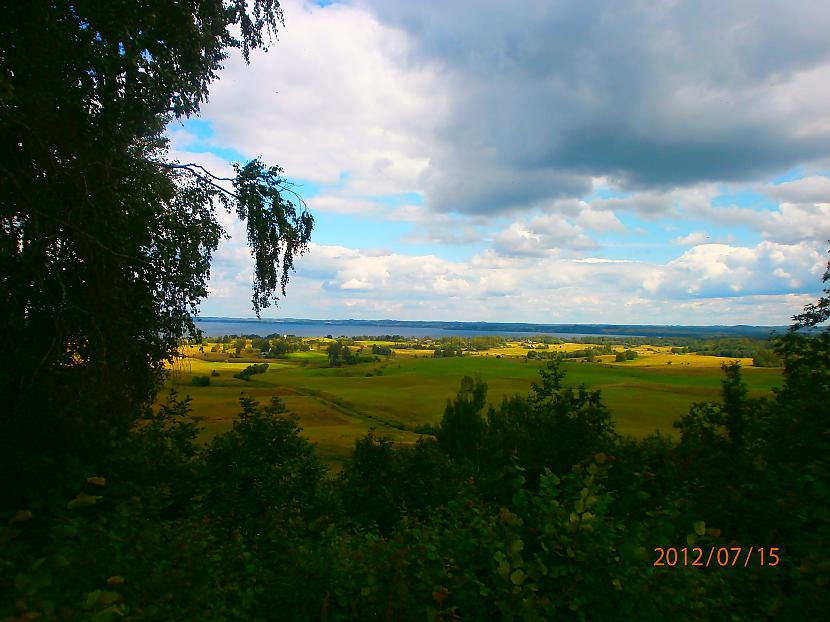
xmin=166 ymin=348 xmax=782 ymax=466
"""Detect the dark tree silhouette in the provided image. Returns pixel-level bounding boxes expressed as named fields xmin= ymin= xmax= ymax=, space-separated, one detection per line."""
xmin=0 ymin=0 xmax=312 ymax=504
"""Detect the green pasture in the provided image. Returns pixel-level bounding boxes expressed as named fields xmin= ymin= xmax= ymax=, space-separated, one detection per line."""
xmin=164 ymin=353 xmax=783 ymax=464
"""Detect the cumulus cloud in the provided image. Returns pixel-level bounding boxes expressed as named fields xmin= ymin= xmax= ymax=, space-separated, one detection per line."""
xmin=575 ymin=208 xmax=626 ymax=234
xmin=193 ymin=0 xmax=440 ymax=196
xmin=673 ymin=231 xmax=710 ymax=246
xmin=643 ymin=242 xmax=825 ymax=299
xmin=493 ymin=214 xmax=597 ymax=256
xmin=759 ymin=202 xmax=830 ymax=244
xmin=195 ymin=233 xmax=826 ymax=325
xmin=765 ymin=176 xmax=830 ymax=203
xmin=360 ymin=0 xmax=830 ymax=214
xmin=183 ymin=0 xmax=830 ymax=220
xmin=663 ymin=177 xmax=830 ymax=246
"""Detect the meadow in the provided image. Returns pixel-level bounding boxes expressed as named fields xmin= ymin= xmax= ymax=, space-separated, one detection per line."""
xmin=167 ymin=339 xmax=782 ymax=466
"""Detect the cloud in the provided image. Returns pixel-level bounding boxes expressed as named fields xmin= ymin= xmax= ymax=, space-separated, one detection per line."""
xmin=359 ymin=0 xmax=830 ymax=214
xmin=643 ymin=242 xmax=825 ymax=299
xmin=765 ymin=175 xmax=830 ymax=203
xmin=196 ymin=232 xmax=826 ymax=324
xmin=183 ymin=0 xmax=830 ymax=228
xmin=758 ymin=201 xmax=830 ymax=245
xmin=193 ymin=0 xmax=440 ymax=197
xmin=663 ymin=178 xmax=830 ymax=246
xmin=575 ymin=208 xmax=626 ymax=234
xmin=673 ymin=231 xmax=711 ymax=246
xmin=493 ymin=214 xmax=597 ymax=256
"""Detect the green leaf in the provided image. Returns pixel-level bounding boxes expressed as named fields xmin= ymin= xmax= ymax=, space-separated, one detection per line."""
xmin=509 ymin=539 xmax=524 ymax=555
xmin=98 ymin=591 xmax=120 ymax=605
xmin=85 ymin=590 xmax=102 ymax=609
xmin=510 ymin=569 xmax=526 ymax=585
xmin=68 ymin=493 xmax=102 ymax=510
xmin=693 ymin=521 xmax=706 ymax=536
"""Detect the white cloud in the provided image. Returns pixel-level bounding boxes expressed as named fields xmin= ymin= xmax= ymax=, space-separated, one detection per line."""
xmin=759 ymin=201 xmax=830 ymax=244
xmin=575 ymin=208 xmax=626 ymax=234
xmin=765 ymin=175 xmax=830 ymax=203
xmin=493 ymin=214 xmax=597 ymax=256
xmin=643 ymin=242 xmax=825 ymax=299
xmin=195 ymin=0 xmax=441 ymax=197
xmin=195 ymin=235 xmax=826 ymax=325
xmin=673 ymin=231 xmax=710 ymax=245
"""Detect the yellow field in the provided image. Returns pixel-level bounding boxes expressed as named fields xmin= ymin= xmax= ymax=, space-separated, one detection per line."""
xmin=464 ymin=341 xmax=754 ymax=367
xmin=391 ymin=349 xmax=440 ymax=358
xmin=614 ymin=353 xmax=754 ymax=367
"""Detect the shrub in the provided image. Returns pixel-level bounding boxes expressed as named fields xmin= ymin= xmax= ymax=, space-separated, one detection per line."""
xmin=233 ymin=363 xmax=270 ymax=381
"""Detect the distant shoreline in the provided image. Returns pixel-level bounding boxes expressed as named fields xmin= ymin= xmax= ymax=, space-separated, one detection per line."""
xmin=194 ymin=316 xmax=785 ymax=339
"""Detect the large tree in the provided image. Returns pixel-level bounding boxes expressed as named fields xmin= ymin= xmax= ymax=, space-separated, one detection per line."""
xmin=0 ymin=0 xmax=312 ymax=501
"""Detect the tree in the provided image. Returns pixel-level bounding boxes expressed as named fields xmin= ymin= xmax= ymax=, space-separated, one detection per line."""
xmin=436 ymin=375 xmax=488 ymax=467
xmin=0 ymin=1 xmax=312 ymax=505
xmin=768 ymin=247 xmax=830 ymax=465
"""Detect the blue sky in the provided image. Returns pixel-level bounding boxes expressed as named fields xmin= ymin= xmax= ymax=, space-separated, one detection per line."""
xmin=168 ymin=0 xmax=830 ymax=325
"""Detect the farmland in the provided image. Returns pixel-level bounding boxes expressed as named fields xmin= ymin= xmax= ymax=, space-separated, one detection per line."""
xmin=166 ymin=337 xmax=782 ymax=466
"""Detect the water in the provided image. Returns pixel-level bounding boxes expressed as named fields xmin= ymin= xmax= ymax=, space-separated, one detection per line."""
xmin=193 ymin=318 xmax=639 ymax=340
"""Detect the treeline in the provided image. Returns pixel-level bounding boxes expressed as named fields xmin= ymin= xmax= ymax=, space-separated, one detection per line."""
xmin=668 ymin=337 xmax=781 ymax=361
xmin=326 ymin=340 xmax=384 ymax=367
xmin=389 ymin=335 xmax=509 ymax=356
xmin=564 ymin=335 xmax=783 ymax=365
xmin=203 ymin=335 xmax=313 ymax=358
xmin=526 ymin=345 xmax=637 ymax=362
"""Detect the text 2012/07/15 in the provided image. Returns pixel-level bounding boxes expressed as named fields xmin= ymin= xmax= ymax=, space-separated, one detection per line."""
xmin=654 ymin=547 xmax=781 ymax=568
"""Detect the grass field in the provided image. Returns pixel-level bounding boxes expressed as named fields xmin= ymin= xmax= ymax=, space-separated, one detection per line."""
xmin=164 ymin=339 xmax=782 ymax=466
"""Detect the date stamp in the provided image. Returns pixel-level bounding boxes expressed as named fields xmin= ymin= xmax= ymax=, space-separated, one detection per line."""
xmin=653 ymin=547 xmax=781 ymax=568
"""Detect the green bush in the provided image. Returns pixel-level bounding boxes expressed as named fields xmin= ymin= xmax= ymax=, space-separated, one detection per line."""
xmin=233 ymin=363 xmax=270 ymax=381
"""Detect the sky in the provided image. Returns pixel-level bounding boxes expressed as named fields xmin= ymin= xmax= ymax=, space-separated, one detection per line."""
xmin=169 ymin=0 xmax=830 ymax=325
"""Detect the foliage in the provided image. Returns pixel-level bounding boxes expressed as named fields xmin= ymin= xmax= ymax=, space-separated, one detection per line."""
xmin=202 ymin=396 xmax=327 ymax=533
xmin=436 ymin=375 xmax=488 ymax=467
xmin=0 ymin=0 xmax=313 ymax=505
xmin=233 ymin=362 xmax=270 ymax=381
xmin=371 ymin=344 xmax=394 ymax=356
xmin=434 ymin=345 xmax=464 ymax=357
xmin=615 ymin=349 xmax=639 ymax=362
xmin=4 ymin=298 xmax=830 ymax=619
xmin=326 ymin=339 xmax=375 ymax=366
xmin=751 ymin=347 xmax=782 ymax=367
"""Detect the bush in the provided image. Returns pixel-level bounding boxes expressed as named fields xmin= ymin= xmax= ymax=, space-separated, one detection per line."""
xmin=233 ymin=363 xmax=269 ymax=381
xmin=191 ymin=375 xmax=210 ymax=387
xmin=615 ymin=350 xmax=639 ymax=361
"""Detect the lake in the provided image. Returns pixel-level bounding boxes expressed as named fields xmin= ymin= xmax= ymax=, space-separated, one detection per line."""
xmin=193 ymin=318 xmax=640 ymax=340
